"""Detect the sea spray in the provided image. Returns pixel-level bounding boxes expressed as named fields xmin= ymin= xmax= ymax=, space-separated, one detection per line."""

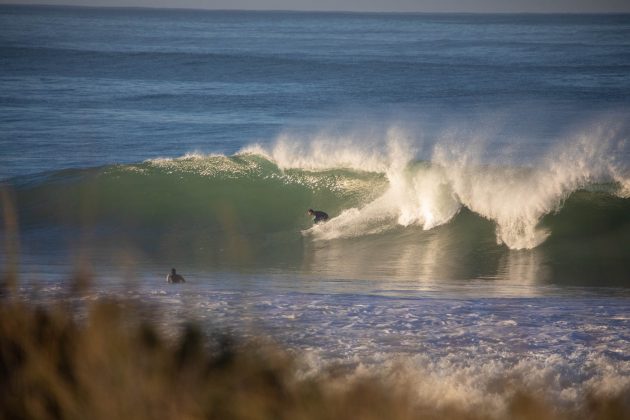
xmin=433 ymin=122 xmax=629 ymax=248
xmin=239 ymin=127 xmax=406 ymax=173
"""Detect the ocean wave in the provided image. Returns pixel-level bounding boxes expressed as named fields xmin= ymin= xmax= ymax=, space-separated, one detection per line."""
xmin=10 ymin=128 xmax=629 ymax=255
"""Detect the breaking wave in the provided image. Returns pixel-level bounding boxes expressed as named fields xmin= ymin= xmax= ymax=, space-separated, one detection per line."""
xmin=10 ymin=125 xmax=630 ymax=255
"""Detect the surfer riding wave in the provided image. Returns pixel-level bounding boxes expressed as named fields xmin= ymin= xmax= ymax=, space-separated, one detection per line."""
xmin=308 ymin=209 xmax=329 ymax=224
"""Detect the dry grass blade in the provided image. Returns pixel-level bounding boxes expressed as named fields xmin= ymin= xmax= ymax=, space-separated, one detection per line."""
xmin=1 ymin=185 xmax=20 ymax=296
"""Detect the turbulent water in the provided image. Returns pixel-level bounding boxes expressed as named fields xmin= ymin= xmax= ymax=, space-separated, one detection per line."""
xmin=2 ymin=6 xmax=630 ymax=416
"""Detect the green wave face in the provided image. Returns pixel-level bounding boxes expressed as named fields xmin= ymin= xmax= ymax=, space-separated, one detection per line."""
xmin=8 ymin=152 xmax=630 ymax=285
xmin=15 ymin=154 xmax=387 ymax=232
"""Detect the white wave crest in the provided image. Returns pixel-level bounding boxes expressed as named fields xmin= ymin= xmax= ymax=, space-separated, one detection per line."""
xmin=289 ymin=122 xmax=627 ymax=249
xmin=433 ymin=123 xmax=627 ymax=249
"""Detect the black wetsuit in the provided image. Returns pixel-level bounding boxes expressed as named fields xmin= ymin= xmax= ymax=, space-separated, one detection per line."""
xmin=312 ymin=210 xmax=329 ymax=223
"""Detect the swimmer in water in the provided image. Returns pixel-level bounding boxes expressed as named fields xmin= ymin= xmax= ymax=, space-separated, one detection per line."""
xmin=166 ymin=268 xmax=186 ymax=283
xmin=307 ymin=209 xmax=329 ymax=224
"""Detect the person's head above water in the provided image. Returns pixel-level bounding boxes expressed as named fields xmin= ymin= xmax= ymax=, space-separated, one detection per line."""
xmin=307 ymin=209 xmax=314 ymax=215
xmin=167 ymin=267 xmax=185 ymax=283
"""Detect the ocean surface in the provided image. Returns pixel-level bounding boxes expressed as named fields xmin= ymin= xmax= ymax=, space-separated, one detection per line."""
xmin=1 ymin=5 xmax=629 ymax=415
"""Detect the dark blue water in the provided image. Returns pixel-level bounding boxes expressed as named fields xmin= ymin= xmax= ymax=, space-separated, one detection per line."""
xmin=2 ymin=6 xmax=630 ymax=179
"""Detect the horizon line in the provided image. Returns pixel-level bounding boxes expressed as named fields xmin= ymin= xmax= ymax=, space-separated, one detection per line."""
xmin=2 ymin=3 xmax=630 ymax=15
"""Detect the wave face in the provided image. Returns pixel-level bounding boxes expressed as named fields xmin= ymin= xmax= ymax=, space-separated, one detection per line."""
xmin=9 ymin=132 xmax=630 ymax=284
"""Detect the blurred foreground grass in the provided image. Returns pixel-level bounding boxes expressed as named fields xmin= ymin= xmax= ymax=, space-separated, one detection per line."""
xmin=1 ymin=293 xmax=628 ymax=420
xmin=0 ymin=295 xmax=415 ymax=420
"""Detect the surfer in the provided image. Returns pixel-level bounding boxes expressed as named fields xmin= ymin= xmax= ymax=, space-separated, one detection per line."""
xmin=308 ymin=209 xmax=329 ymax=224
xmin=166 ymin=268 xmax=186 ymax=283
